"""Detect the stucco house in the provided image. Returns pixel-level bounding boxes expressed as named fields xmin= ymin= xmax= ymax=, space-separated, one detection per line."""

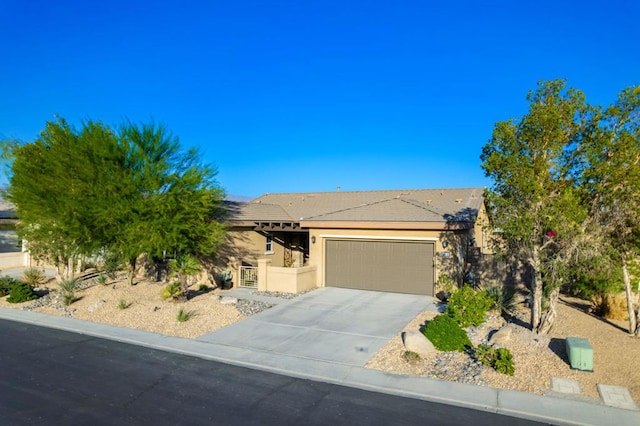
xmin=220 ymin=187 xmax=491 ymax=296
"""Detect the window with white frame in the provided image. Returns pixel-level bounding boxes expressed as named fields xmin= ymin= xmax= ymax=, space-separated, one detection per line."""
xmin=265 ymin=235 xmax=273 ymax=253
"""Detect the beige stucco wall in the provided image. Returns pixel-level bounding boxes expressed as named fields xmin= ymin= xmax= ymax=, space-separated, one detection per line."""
xmin=307 ymin=228 xmax=468 ymax=288
xmin=474 ymin=202 xmax=494 ymax=255
xmin=221 ymin=229 xmax=287 ymax=266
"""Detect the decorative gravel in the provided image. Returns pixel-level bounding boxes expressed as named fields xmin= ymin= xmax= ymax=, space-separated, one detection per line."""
xmin=235 ymin=299 xmax=273 ymax=316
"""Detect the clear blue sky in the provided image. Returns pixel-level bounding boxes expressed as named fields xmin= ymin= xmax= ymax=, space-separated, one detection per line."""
xmin=1 ymin=1 xmax=638 ymax=198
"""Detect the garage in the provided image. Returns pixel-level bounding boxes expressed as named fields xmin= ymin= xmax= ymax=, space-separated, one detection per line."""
xmin=325 ymin=239 xmax=435 ymax=295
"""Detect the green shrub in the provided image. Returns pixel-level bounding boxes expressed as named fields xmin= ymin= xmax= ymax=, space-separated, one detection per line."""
xmin=474 ymin=344 xmax=515 ymax=376
xmin=198 ymin=283 xmax=209 ymax=292
xmin=21 ymin=267 xmax=47 ymax=288
xmin=422 ymin=314 xmax=472 ymax=352
xmin=484 ymin=284 xmax=518 ymax=318
xmin=118 ymin=299 xmax=132 ymax=310
xmin=162 ymin=281 xmax=182 ymax=300
xmin=7 ymin=283 xmax=39 ymax=303
xmin=446 ymin=285 xmax=493 ymax=327
xmin=177 ymin=308 xmax=195 ymax=322
xmin=0 ymin=276 xmax=21 ymax=297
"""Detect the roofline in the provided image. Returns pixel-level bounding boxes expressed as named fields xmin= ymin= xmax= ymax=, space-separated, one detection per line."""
xmin=257 ymin=186 xmax=486 ymax=197
xmin=300 ymin=220 xmax=474 ymax=230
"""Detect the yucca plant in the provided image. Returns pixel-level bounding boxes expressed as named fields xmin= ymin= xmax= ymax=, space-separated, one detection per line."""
xmin=484 ymin=284 xmax=518 ymax=318
xmin=176 ymin=308 xmax=195 ymax=322
xmin=59 ymin=278 xmax=80 ymax=306
xmin=21 ymin=267 xmax=47 ymax=288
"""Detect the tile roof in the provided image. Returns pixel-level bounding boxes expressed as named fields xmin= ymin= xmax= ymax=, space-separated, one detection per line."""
xmin=229 ymin=187 xmax=484 ymax=225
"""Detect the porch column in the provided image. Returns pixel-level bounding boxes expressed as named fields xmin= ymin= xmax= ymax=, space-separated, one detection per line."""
xmin=257 ymin=258 xmax=272 ymax=292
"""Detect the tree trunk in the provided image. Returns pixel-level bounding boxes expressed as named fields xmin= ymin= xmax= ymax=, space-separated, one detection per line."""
xmin=538 ymin=286 xmax=559 ymax=334
xmin=622 ymin=257 xmax=637 ymax=334
xmin=530 ymin=249 xmax=543 ymax=332
xmin=635 ymin=278 xmax=640 ymax=337
xmin=127 ymin=257 xmax=136 ymax=286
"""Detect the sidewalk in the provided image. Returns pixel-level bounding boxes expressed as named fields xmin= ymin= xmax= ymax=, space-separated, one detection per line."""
xmin=1 ymin=305 xmax=638 ymax=425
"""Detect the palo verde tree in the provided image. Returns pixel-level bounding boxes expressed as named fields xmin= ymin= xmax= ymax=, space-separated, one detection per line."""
xmin=5 ymin=119 xmax=117 ymax=279
xmin=481 ymin=80 xmax=593 ymax=334
xmin=5 ymin=118 xmax=226 ymax=284
xmin=580 ymin=86 xmax=640 ymax=335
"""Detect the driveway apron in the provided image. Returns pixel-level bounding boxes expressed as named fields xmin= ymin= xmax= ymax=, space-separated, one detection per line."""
xmin=198 ymin=287 xmax=437 ymax=367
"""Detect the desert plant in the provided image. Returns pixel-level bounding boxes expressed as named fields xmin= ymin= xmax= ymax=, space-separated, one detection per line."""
xmin=59 ymin=278 xmax=80 ymax=306
xmin=176 ymin=308 xmax=195 ymax=322
xmin=6 ymin=283 xmax=39 ymax=303
xmin=7 ymin=283 xmax=38 ymax=303
xmin=493 ymin=347 xmax=515 ymax=375
xmin=103 ymin=252 xmax=124 ymax=279
xmin=198 ymin=283 xmax=209 ymax=292
xmin=446 ymin=285 xmax=494 ymax=327
xmin=118 ymin=299 xmax=132 ymax=310
xmin=402 ymin=351 xmax=421 ymax=362
xmin=484 ymin=284 xmax=518 ymax=318
xmin=21 ymin=267 xmax=47 ymax=288
xmin=474 ymin=344 xmax=515 ymax=376
xmin=0 ymin=276 xmax=21 ymax=296
xmin=422 ymin=314 xmax=472 ymax=352
xmin=161 ymin=281 xmax=182 ymax=300
xmin=169 ymin=255 xmax=201 ymax=300
xmin=96 ymin=274 xmax=108 ymax=286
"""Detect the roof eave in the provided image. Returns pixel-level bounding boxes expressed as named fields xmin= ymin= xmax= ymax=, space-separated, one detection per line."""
xmin=300 ymin=220 xmax=473 ymax=230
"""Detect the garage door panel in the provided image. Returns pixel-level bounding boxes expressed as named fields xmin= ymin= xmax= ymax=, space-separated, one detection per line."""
xmin=325 ymin=239 xmax=434 ymax=295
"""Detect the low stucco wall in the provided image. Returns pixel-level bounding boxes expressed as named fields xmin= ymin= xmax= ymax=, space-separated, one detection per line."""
xmin=257 ymin=259 xmax=317 ymax=293
xmin=0 ymin=252 xmax=30 ymax=269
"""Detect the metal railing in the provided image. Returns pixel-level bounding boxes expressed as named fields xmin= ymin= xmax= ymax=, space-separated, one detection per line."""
xmin=240 ymin=266 xmax=258 ymax=288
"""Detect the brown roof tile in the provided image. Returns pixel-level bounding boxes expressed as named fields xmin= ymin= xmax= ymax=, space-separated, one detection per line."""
xmin=230 ymin=187 xmax=484 ymax=225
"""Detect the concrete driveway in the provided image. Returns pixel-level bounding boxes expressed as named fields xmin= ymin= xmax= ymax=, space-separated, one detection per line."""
xmin=198 ymin=287 xmax=439 ymax=367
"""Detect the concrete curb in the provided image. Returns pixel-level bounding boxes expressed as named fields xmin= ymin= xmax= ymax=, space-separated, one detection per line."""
xmin=1 ymin=307 xmax=638 ymax=426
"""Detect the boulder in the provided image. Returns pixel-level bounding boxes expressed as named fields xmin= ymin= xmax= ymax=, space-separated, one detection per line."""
xmin=402 ymin=330 xmax=435 ymax=357
xmin=489 ymin=325 xmax=513 ymax=346
xmin=219 ymin=296 xmax=238 ymax=305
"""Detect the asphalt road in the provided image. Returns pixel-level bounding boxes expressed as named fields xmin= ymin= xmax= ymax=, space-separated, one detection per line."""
xmin=0 ymin=319 xmax=544 ymax=425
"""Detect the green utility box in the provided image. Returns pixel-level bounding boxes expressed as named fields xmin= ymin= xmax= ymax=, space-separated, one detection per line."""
xmin=565 ymin=337 xmax=593 ymax=371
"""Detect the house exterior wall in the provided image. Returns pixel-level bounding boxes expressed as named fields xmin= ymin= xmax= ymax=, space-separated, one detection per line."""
xmin=307 ymin=227 xmax=469 ymax=288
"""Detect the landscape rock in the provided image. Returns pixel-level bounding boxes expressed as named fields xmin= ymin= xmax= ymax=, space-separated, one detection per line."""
xmin=402 ymin=330 xmax=435 ymax=357
xmin=489 ymin=324 xmax=513 ymax=346
xmin=87 ymin=299 xmax=106 ymax=312
xmin=219 ymin=296 xmax=238 ymax=305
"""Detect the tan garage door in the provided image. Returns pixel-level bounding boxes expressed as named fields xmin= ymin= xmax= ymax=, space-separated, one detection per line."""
xmin=325 ymin=239 xmax=434 ymax=295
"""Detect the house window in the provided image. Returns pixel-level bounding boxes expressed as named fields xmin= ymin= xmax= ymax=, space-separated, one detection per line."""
xmin=265 ymin=236 xmax=273 ymax=254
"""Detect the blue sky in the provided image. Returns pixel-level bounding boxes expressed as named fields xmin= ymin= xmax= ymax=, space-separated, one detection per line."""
xmin=1 ymin=1 xmax=638 ymax=198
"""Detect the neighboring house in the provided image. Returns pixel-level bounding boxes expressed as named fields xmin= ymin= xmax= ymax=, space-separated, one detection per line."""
xmin=0 ymin=198 xmax=30 ymax=268
xmin=221 ymin=187 xmax=491 ymax=296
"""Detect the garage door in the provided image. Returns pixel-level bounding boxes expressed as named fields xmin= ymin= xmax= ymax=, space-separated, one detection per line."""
xmin=325 ymin=239 xmax=435 ymax=295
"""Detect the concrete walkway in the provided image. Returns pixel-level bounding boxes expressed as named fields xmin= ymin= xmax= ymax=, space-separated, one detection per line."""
xmin=0 ymin=288 xmax=638 ymax=425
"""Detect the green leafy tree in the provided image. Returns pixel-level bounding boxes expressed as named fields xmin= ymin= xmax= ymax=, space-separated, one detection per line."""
xmin=5 ymin=119 xmax=114 ymax=279
xmin=580 ymin=86 xmax=640 ymax=335
xmin=481 ymin=80 xmax=592 ymax=333
xmin=5 ymin=118 xmax=226 ymax=285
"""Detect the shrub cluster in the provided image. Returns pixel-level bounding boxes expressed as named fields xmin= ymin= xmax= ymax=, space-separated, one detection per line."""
xmin=7 ymin=283 xmax=39 ymax=303
xmin=0 ymin=276 xmax=21 ymax=297
xmin=446 ymin=285 xmax=494 ymax=327
xmin=474 ymin=344 xmax=515 ymax=375
xmin=422 ymin=314 xmax=472 ymax=352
